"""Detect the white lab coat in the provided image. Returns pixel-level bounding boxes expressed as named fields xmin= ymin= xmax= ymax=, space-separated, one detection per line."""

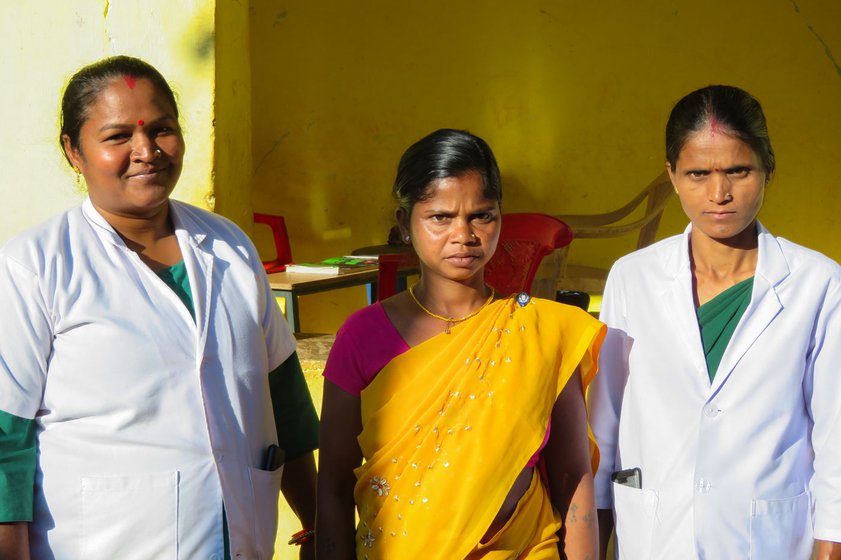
xmin=590 ymin=222 xmax=841 ymax=559
xmin=0 ymin=199 xmax=295 ymax=560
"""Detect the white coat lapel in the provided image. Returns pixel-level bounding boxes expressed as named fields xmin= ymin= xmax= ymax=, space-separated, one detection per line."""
xmin=171 ymin=202 xmax=215 ymax=357
xmin=664 ymin=226 xmax=710 ymax=389
xmin=710 ymin=223 xmax=788 ymax=395
xmin=185 ymin=243 xmax=214 ymax=356
xmin=82 ymin=197 xmax=129 ymax=249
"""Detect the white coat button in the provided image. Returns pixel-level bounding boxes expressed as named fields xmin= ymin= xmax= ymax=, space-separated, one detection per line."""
xmin=704 ymin=407 xmax=720 ymax=417
xmin=696 ymin=479 xmax=711 ymax=494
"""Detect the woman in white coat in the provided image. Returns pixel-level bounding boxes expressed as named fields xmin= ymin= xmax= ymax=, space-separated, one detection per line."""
xmin=0 ymin=56 xmax=318 ymax=559
xmin=590 ymin=85 xmax=841 ymax=559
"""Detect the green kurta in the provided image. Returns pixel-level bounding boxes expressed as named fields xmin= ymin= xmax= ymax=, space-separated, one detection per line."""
xmin=0 ymin=410 xmax=36 ymax=521
xmin=696 ymin=277 xmax=754 ymax=382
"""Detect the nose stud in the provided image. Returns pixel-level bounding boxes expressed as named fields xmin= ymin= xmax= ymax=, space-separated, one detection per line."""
xmin=724 ymin=193 xmax=733 ymax=202
xmin=154 ymin=149 xmax=162 ymax=156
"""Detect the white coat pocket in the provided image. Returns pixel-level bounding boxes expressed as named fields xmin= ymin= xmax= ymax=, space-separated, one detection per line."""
xmin=749 ymin=491 xmax=812 ymax=560
xmin=613 ymin=481 xmax=659 ymax=560
xmin=80 ymin=471 xmax=178 ymax=560
xmin=249 ymin=465 xmax=284 ymax=558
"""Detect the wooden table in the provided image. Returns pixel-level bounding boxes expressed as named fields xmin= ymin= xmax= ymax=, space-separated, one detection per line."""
xmin=268 ymin=266 xmax=416 ymax=333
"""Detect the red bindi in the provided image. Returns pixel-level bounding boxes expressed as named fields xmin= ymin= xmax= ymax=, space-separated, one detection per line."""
xmin=137 ymin=119 xmax=144 ymax=126
xmin=123 ymin=75 xmax=137 ymax=89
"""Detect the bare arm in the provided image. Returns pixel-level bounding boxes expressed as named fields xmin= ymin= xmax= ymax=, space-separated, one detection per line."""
xmin=0 ymin=522 xmax=29 ymax=560
xmin=544 ymin=368 xmax=599 ymax=560
xmin=281 ymin=451 xmax=317 ymax=560
xmin=281 ymin=451 xmax=317 ymax=525
xmin=315 ymin=381 xmax=362 ymax=560
xmin=815 ymin=540 xmax=841 ymax=560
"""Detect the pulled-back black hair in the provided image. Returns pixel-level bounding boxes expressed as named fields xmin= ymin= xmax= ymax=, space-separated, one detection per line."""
xmin=60 ymin=55 xmax=178 ymax=165
xmin=666 ymin=85 xmax=775 ymax=177
xmin=393 ymin=129 xmax=502 ymax=213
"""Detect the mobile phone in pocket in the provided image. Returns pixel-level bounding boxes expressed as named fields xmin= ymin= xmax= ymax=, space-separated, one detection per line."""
xmin=611 ymin=467 xmax=642 ymax=489
xmin=262 ymin=444 xmax=285 ymax=471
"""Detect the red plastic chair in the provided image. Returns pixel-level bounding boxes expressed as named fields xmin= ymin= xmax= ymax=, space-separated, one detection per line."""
xmin=484 ymin=213 xmax=573 ymax=296
xmin=254 ymin=213 xmax=293 ymax=273
xmin=375 ymin=213 xmax=572 ymax=299
xmin=376 ymin=252 xmax=419 ymax=300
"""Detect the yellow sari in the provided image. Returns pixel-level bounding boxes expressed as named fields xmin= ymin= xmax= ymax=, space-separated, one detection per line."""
xmin=354 ymin=295 xmax=605 ymax=559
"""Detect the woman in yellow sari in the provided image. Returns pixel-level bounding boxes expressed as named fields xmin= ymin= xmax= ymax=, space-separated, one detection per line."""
xmin=317 ymin=129 xmax=605 ymax=559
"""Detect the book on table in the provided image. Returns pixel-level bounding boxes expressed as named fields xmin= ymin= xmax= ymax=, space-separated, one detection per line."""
xmin=285 ymin=256 xmax=378 ymax=275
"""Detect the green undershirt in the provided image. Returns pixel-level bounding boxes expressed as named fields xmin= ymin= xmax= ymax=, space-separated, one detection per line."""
xmin=0 ymin=260 xmax=319 ymax=560
xmin=156 ymin=260 xmax=196 ymax=318
xmin=0 ymin=411 xmax=36 ymax=521
xmin=696 ymin=277 xmax=754 ymax=382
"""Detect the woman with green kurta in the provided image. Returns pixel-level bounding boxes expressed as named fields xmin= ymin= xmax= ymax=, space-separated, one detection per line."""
xmin=590 ymin=85 xmax=841 ymax=559
xmin=0 ymin=55 xmax=318 ymax=560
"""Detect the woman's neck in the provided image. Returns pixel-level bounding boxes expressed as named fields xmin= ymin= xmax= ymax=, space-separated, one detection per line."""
xmin=689 ymin=225 xmax=758 ymax=306
xmin=689 ymin=228 xmax=758 ymax=281
xmin=414 ymin=273 xmax=492 ymax=319
xmin=95 ymin=202 xmax=182 ymax=270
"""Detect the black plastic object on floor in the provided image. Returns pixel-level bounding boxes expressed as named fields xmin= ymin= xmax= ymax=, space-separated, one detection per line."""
xmin=555 ymin=290 xmax=590 ymax=312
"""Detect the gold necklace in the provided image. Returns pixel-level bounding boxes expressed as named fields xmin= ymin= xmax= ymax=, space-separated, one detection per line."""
xmin=408 ymin=284 xmax=495 ymax=334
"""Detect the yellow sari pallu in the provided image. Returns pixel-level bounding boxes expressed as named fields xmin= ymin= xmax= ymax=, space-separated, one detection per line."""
xmin=355 ymin=295 xmax=605 ymax=559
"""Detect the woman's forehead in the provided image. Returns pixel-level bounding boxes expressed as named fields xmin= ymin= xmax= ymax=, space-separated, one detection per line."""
xmin=678 ymin=126 xmax=757 ymax=162
xmin=416 ymin=174 xmax=498 ymax=209
xmin=85 ymin=77 xmax=175 ymax=120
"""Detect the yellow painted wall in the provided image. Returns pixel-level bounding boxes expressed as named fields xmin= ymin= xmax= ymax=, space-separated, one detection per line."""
xmin=215 ymin=0 xmax=255 ymax=230
xmin=249 ymin=0 xmax=841 ymax=334
xmin=0 ymin=1 xmax=215 ymax=245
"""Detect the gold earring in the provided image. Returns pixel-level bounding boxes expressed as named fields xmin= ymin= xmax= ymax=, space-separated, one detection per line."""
xmin=73 ymin=166 xmax=81 ymax=187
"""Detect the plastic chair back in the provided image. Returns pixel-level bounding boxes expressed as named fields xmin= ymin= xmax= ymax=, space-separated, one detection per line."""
xmin=254 ymin=213 xmax=293 ymax=273
xmin=375 ymin=213 xmax=572 ymax=300
xmin=556 ymin=171 xmax=674 ymax=249
xmin=484 ymin=213 xmax=573 ymax=296
xmin=377 ymin=251 xmax=419 ymax=300
xmin=555 ymin=171 xmax=674 ymax=297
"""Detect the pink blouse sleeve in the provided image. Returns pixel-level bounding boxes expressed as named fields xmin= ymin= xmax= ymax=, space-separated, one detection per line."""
xmin=323 ymin=302 xmax=410 ymax=396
